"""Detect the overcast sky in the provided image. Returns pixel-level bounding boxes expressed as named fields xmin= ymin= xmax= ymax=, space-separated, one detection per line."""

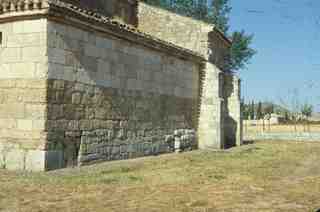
xmin=227 ymin=0 xmax=320 ymax=112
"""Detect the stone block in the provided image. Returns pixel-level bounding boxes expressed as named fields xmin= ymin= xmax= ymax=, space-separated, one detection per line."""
xmin=32 ymin=120 xmax=47 ymax=131
xmin=5 ymin=149 xmax=26 ymax=170
xmin=22 ymin=46 xmax=47 ymax=62
xmin=17 ymin=119 xmax=33 ymax=131
xmin=25 ymin=104 xmax=47 ymax=119
xmin=1 ymin=48 xmax=21 ymax=63
xmin=47 ymin=48 xmax=66 ymax=64
xmin=25 ymin=150 xmax=46 ymax=171
xmin=13 ymin=19 xmax=47 ymax=34
xmin=0 ymin=119 xmax=16 ymax=129
xmin=45 ymin=150 xmax=64 ymax=170
xmin=84 ymin=44 xmax=100 ymax=58
xmin=0 ymin=103 xmax=25 ymax=119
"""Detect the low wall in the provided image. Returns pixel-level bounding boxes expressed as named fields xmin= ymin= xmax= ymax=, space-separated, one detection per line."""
xmin=245 ymin=133 xmax=320 ymax=142
xmin=244 ymin=119 xmax=281 ymax=126
xmin=79 ymin=129 xmax=196 ymax=164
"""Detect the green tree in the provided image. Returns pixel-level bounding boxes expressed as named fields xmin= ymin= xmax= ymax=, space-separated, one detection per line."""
xmin=209 ymin=0 xmax=231 ymax=34
xmin=207 ymin=0 xmax=256 ymax=71
xmin=284 ymin=111 xmax=289 ymax=122
xmin=265 ymin=104 xmax=274 ymax=115
xmin=227 ymin=31 xmax=256 ymax=71
xmin=250 ymin=100 xmax=255 ymax=120
xmin=241 ymin=98 xmax=250 ymax=119
xmin=301 ymin=103 xmax=313 ymax=117
xmin=170 ymin=0 xmax=195 ymax=16
xmin=257 ymin=102 xmax=262 ymax=120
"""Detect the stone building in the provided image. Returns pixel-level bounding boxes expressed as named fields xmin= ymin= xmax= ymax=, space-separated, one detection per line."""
xmin=0 ymin=0 xmax=242 ymax=171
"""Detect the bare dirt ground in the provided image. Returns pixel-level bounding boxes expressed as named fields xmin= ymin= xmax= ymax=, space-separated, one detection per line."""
xmin=1 ymin=140 xmax=320 ymax=212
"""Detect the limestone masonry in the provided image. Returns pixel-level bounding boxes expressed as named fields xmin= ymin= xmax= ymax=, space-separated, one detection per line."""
xmin=0 ymin=0 xmax=242 ymax=171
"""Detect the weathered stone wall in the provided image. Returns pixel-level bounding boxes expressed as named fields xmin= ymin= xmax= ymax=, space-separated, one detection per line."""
xmin=0 ymin=19 xmax=62 ymax=171
xmin=0 ymin=1 xmax=243 ymax=171
xmin=46 ymin=21 xmax=200 ymax=167
xmin=198 ymin=63 xmax=224 ymax=149
xmin=138 ymin=2 xmax=241 ymax=149
xmin=138 ymin=2 xmax=212 ymax=59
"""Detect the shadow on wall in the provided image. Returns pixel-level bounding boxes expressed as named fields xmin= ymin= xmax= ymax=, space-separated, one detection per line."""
xmin=224 ymin=116 xmax=237 ymax=148
xmin=46 ymin=25 xmax=198 ymax=168
xmin=223 ymin=74 xmax=238 ymax=149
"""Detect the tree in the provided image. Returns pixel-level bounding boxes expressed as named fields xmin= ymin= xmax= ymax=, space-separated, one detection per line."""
xmin=250 ymin=100 xmax=255 ymax=120
xmin=284 ymin=111 xmax=289 ymax=122
xmin=257 ymin=102 xmax=262 ymax=120
xmin=142 ymin=0 xmax=210 ymax=19
xmin=265 ymin=104 xmax=274 ymax=115
xmin=300 ymin=103 xmax=313 ymax=132
xmin=301 ymin=103 xmax=313 ymax=118
xmin=241 ymin=98 xmax=250 ymax=120
xmin=208 ymin=0 xmax=256 ymax=71
xmin=209 ymin=0 xmax=231 ymax=34
xmin=227 ymin=30 xmax=257 ymax=71
xmin=240 ymin=98 xmax=245 ymax=118
xmin=279 ymin=88 xmax=302 ymax=132
xmin=170 ymin=0 xmax=195 ymax=17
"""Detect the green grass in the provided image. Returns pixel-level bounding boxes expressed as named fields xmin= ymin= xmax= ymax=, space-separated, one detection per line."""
xmin=1 ymin=140 xmax=320 ymax=212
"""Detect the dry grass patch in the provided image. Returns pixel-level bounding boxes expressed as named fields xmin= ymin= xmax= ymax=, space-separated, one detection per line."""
xmin=1 ymin=140 xmax=320 ymax=211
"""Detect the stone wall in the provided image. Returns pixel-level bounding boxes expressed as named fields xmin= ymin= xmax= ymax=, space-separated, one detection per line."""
xmin=198 ymin=62 xmax=224 ymax=149
xmin=0 ymin=1 xmax=243 ymax=171
xmin=46 ymin=20 xmax=200 ymax=167
xmin=138 ymin=2 xmax=231 ymax=66
xmin=0 ymin=19 xmax=48 ymax=171
xmin=138 ymin=2 xmax=240 ymax=149
xmin=138 ymin=2 xmax=213 ymax=59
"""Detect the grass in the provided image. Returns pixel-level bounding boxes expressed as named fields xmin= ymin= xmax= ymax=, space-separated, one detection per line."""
xmin=1 ymin=140 xmax=320 ymax=211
